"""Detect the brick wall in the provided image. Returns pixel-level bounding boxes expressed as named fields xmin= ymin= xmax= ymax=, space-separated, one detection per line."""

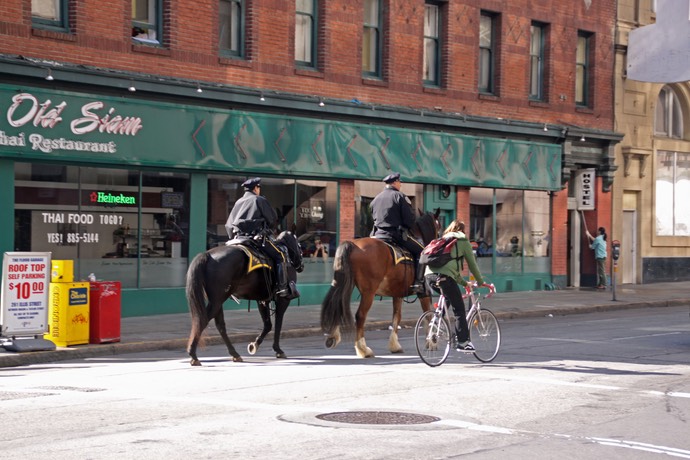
xmin=339 ymin=179 xmax=355 ymax=242
xmin=0 ymin=0 xmax=616 ymax=131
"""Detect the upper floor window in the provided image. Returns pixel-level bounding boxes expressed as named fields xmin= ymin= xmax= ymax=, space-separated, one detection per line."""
xmin=219 ymin=0 xmax=244 ymax=57
xmin=575 ymin=31 xmax=592 ymax=107
xmin=529 ymin=22 xmax=546 ymax=100
xmin=655 ymin=86 xmax=684 ymax=139
xmin=362 ymin=0 xmax=382 ymax=77
xmin=132 ymin=0 xmax=162 ymax=45
xmin=32 ymin=0 xmax=69 ymax=31
xmin=479 ymin=11 xmax=497 ymax=94
xmin=295 ymin=0 xmax=317 ymax=67
xmin=423 ymin=2 xmax=441 ymax=86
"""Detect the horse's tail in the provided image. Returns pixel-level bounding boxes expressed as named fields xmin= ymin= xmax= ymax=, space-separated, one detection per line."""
xmin=186 ymin=251 xmax=210 ymax=340
xmin=320 ymin=241 xmax=356 ymax=335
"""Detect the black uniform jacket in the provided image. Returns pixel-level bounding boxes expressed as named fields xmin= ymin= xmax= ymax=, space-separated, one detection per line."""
xmin=370 ymin=185 xmax=416 ymax=241
xmin=225 ymin=191 xmax=278 ymax=238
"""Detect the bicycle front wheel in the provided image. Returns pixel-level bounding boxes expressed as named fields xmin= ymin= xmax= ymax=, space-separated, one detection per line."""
xmin=415 ymin=310 xmax=452 ymax=367
xmin=468 ymin=308 xmax=501 ymax=363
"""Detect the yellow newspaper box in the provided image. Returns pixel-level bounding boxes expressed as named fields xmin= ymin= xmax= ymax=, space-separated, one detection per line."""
xmin=51 ymin=260 xmax=74 ymax=283
xmin=44 ymin=282 xmax=90 ymax=347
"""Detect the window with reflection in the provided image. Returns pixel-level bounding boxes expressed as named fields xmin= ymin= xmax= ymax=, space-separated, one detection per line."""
xmin=529 ymin=22 xmax=546 ymax=101
xmin=362 ymin=0 xmax=381 ymax=77
xmin=14 ymin=163 xmax=190 ymax=288
xmin=354 ymin=179 xmax=425 ymax=240
xmin=656 ymin=151 xmax=690 ymax=236
xmin=479 ymin=11 xmax=497 ymax=94
xmin=655 ymin=86 xmax=684 ymax=139
xmin=219 ymin=0 xmax=243 ymax=56
xmin=469 ymin=187 xmax=550 ymax=274
xmin=206 ymin=176 xmax=338 ymax=284
xmin=32 ymin=0 xmax=69 ymax=31
xmin=295 ymin=0 xmax=317 ymax=67
xmin=575 ymin=31 xmax=591 ymax=107
xmin=423 ymin=2 xmax=440 ymax=86
xmin=132 ymin=0 xmax=163 ymax=45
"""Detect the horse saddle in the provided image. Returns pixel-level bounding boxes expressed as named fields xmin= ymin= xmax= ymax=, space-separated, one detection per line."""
xmin=226 ymin=238 xmax=273 ymax=274
xmin=380 ymin=240 xmax=414 ymax=265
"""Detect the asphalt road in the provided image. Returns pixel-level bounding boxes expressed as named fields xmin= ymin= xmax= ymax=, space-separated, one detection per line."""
xmin=1 ymin=305 xmax=689 ymax=459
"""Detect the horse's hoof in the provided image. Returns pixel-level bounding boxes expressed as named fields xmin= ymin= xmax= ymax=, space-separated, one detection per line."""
xmin=247 ymin=342 xmax=258 ymax=355
xmin=355 ymin=349 xmax=376 ymax=359
xmin=190 ymin=359 xmax=201 ymax=366
xmin=325 ymin=337 xmax=336 ymax=349
xmin=391 ymin=348 xmax=404 ymax=354
xmin=233 ymin=356 xmax=243 ymax=362
xmin=276 ymin=351 xmax=287 ymax=359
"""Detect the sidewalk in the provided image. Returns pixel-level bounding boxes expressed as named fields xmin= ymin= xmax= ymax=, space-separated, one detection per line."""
xmin=2 ymin=281 xmax=689 ymax=368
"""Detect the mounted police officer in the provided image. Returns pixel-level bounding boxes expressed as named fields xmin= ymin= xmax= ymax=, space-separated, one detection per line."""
xmin=369 ymin=172 xmax=427 ymax=295
xmin=225 ymin=177 xmax=292 ymax=298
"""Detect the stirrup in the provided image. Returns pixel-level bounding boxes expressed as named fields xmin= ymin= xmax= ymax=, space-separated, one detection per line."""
xmin=411 ymin=283 xmax=427 ymax=295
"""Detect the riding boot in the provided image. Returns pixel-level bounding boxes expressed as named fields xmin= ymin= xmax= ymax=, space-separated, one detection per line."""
xmin=285 ymin=280 xmax=300 ymax=300
xmin=276 ymin=262 xmax=289 ymax=297
xmin=411 ymin=263 xmax=429 ymax=296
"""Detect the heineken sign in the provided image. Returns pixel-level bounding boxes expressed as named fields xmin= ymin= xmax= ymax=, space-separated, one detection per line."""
xmin=90 ymin=191 xmax=136 ymax=206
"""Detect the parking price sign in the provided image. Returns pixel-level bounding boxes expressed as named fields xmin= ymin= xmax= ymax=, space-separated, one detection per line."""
xmin=1 ymin=252 xmax=51 ymax=337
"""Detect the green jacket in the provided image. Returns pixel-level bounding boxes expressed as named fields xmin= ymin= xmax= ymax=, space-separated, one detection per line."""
xmin=424 ymin=231 xmax=484 ymax=287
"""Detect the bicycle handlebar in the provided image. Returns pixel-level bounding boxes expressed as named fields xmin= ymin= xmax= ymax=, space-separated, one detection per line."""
xmin=464 ymin=282 xmax=497 ymax=298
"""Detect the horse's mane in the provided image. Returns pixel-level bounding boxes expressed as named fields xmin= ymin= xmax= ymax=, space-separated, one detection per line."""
xmin=414 ymin=209 xmax=440 ymax=244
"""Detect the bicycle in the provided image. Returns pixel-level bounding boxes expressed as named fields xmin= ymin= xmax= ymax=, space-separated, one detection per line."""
xmin=414 ymin=282 xmax=500 ymax=367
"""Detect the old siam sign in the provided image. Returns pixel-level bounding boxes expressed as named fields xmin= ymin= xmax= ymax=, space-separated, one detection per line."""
xmin=1 ymin=92 xmax=143 ymax=153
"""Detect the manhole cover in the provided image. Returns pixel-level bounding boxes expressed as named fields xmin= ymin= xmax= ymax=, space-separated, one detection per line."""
xmin=315 ymin=411 xmax=440 ymax=425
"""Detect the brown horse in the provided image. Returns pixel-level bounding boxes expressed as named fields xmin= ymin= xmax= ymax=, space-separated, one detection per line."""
xmin=320 ymin=209 xmax=440 ymax=358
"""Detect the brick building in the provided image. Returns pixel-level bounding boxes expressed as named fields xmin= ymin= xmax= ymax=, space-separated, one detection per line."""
xmin=0 ymin=0 xmax=621 ymax=316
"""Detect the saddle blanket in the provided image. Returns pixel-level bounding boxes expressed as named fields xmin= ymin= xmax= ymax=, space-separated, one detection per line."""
xmin=227 ymin=239 xmax=272 ymax=273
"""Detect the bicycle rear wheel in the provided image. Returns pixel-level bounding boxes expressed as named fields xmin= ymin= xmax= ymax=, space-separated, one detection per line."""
xmin=415 ymin=310 xmax=452 ymax=367
xmin=468 ymin=308 xmax=501 ymax=362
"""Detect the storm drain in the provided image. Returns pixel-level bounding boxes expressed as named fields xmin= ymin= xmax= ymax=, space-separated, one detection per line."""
xmin=315 ymin=411 xmax=440 ymax=425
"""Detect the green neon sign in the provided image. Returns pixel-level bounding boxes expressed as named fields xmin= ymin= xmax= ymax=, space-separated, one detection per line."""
xmin=90 ymin=191 xmax=136 ymax=205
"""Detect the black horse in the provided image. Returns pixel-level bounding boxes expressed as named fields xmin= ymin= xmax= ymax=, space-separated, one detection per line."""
xmin=186 ymin=231 xmax=304 ymax=366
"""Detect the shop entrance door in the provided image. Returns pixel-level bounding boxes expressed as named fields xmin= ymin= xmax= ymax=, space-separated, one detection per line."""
xmin=622 ymin=210 xmax=637 ymax=284
xmin=567 ymin=202 xmax=581 ymax=287
xmin=424 ymin=185 xmax=455 ymax=232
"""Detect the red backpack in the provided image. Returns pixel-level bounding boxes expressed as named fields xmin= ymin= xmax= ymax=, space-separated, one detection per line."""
xmin=419 ymin=237 xmax=460 ymax=268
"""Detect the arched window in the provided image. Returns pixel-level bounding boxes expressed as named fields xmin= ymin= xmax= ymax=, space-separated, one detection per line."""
xmin=655 ymin=86 xmax=683 ymax=139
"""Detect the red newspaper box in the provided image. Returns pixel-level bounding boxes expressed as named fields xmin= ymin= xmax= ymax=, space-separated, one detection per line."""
xmin=89 ymin=281 xmax=121 ymax=344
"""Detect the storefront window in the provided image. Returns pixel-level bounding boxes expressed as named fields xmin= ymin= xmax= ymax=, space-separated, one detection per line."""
xmin=354 ymin=179 xmax=425 ymax=239
xmin=469 ymin=187 xmax=550 ymax=274
xmin=14 ymin=163 xmax=190 ymax=288
xmin=656 ymin=151 xmax=690 ymax=236
xmin=206 ymin=175 xmax=338 ymax=284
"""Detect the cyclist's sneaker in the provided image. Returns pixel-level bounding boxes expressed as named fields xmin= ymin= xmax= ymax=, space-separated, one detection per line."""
xmin=456 ymin=341 xmax=475 ymax=352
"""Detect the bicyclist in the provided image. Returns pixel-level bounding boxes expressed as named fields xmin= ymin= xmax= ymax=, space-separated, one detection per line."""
xmin=424 ymin=219 xmax=490 ymax=352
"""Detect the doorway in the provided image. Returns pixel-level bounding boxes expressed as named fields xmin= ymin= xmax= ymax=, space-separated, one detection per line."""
xmin=621 ymin=210 xmax=637 ymax=283
xmin=567 ymin=206 xmax=581 ymax=287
